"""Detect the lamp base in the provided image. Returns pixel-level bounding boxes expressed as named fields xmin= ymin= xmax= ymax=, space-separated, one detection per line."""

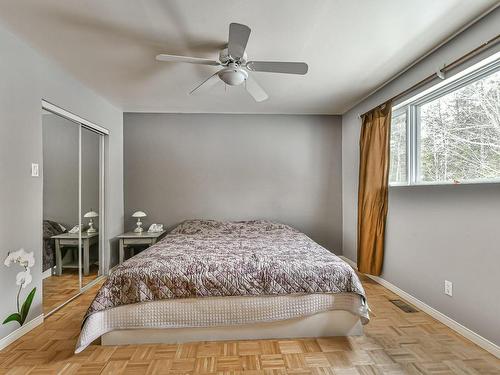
xmin=87 ymin=219 xmax=97 ymax=234
xmin=134 ymin=217 xmax=144 ymax=233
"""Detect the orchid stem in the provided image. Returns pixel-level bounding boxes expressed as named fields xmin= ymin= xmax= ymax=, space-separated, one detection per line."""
xmin=16 ymin=285 xmax=21 ymax=313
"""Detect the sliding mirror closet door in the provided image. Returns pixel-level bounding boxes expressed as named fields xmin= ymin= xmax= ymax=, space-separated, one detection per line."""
xmin=80 ymin=127 xmax=102 ymax=287
xmin=42 ymin=111 xmax=81 ymax=315
xmin=42 ymin=102 xmax=107 ymax=315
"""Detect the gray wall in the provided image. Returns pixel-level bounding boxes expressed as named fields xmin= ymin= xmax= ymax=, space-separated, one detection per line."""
xmin=341 ymin=9 xmax=500 ymax=345
xmin=0 ymin=23 xmax=123 ymax=340
xmin=42 ymin=114 xmax=100 ymax=229
xmin=124 ymin=113 xmax=343 ymax=252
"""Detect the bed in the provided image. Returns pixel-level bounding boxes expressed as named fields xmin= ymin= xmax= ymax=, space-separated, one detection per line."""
xmin=76 ymin=219 xmax=368 ymax=353
xmin=42 ymin=219 xmax=67 ymax=272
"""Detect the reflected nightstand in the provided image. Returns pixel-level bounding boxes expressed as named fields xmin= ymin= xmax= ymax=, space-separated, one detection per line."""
xmin=52 ymin=232 xmax=99 ymax=276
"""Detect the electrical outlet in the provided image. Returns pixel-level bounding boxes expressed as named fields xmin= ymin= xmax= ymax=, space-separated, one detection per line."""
xmin=444 ymin=280 xmax=453 ymax=296
xmin=31 ymin=163 xmax=39 ymax=177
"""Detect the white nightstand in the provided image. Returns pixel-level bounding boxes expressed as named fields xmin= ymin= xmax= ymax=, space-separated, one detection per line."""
xmin=117 ymin=231 xmax=166 ymax=264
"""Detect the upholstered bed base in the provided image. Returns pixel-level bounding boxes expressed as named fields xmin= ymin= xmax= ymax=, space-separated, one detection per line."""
xmin=102 ymin=310 xmax=363 ymax=346
xmin=76 ymin=292 xmax=368 ymax=352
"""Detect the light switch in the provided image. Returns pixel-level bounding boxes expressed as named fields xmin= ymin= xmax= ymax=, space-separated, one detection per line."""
xmin=444 ymin=280 xmax=453 ymax=297
xmin=31 ymin=163 xmax=39 ymax=177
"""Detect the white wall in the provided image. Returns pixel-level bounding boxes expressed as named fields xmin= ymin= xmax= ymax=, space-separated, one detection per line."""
xmin=342 ymin=9 xmax=500 ymax=345
xmin=0 ymin=23 xmax=123 ymax=340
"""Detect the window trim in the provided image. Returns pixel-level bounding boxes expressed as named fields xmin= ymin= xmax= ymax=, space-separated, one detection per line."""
xmin=389 ymin=53 xmax=500 ymax=187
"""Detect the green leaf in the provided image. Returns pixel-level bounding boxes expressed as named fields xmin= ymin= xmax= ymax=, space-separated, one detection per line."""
xmin=2 ymin=313 xmax=22 ymax=326
xmin=20 ymin=287 xmax=36 ymax=325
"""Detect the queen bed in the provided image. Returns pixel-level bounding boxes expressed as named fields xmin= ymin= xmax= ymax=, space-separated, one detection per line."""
xmin=76 ymin=219 xmax=368 ymax=353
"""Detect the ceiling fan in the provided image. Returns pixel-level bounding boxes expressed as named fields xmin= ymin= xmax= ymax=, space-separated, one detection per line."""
xmin=155 ymin=23 xmax=308 ymax=102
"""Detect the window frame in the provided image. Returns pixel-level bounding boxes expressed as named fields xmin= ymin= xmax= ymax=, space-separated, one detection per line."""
xmin=388 ymin=106 xmax=411 ymax=186
xmin=390 ymin=55 xmax=500 ymax=186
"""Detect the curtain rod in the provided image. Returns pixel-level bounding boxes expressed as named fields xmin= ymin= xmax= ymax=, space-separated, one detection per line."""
xmin=359 ymin=33 xmax=500 ymax=119
xmin=354 ymin=2 xmax=500 ymax=119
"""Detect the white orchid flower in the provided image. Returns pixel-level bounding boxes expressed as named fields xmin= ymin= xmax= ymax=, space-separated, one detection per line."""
xmin=3 ymin=248 xmax=35 ymax=269
xmin=11 ymin=249 xmax=26 ymax=263
xmin=3 ymin=249 xmax=22 ymax=267
xmin=3 ymin=253 xmax=13 ymax=267
xmin=3 ymin=248 xmax=36 ymax=326
xmin=16 ymin=269 xmax=32 ymax=288
xmin=21 ymin=251 xmax=35 ymax=268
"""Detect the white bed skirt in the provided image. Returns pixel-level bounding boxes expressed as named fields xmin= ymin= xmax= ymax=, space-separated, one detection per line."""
xmin=76 ymin=293 xmax=369 ymax=353
xmin=102 ymin=310 xmax=363 ymax=346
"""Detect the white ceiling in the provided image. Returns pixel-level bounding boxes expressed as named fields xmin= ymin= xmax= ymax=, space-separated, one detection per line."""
xmin=0 ymin=0 xmax=496 ymax=114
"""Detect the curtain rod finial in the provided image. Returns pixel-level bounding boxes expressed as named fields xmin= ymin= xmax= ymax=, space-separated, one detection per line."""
xmin=437 ymin=66 xmax=446 ymax=80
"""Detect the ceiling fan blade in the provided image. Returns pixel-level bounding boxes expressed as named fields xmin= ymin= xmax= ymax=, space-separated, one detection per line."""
xmin=246 ymin=61 xmax=308 ymax=75
xmin=189 ymin=72 xmax=221 ymax=95
xmin=156 ymin=54 xmax=221 ymax=66
xmin=245 ymin=75 xmax=268 ymax=102
xmin=228 ymin=23 xmax=251 ymax=60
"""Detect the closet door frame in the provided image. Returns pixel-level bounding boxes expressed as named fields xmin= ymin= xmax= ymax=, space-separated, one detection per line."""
xmin=42 ymin=101 xmax=109 ymax=135
xmin=41 ymin=100 xmax=109 ymax=294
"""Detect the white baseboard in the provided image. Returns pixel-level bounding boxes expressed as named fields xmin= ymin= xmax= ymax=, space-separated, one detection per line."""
xmin=0 ymin=314 xmax=44 ymax=351
xmin=42 ymin=269 xmax=52 ymax=280
xmin=339 ymin=256 xmax=499 ymax=359
xmin=339 ymin=256 xmax=358 ymax=269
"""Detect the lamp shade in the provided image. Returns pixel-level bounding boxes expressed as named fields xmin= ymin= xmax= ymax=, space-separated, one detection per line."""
xmin=132 ymin=211 xmax=147 ymax=218
xmin=84 ymin=210 xmax=99 ymax=218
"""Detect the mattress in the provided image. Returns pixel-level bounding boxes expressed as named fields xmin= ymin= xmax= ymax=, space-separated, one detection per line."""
xmin=76 ymin=292 xmax=368 ymax=353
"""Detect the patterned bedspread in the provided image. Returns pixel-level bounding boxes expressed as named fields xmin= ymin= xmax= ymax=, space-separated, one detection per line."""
xmin=85 ymin=220 xmax=366 ymax=319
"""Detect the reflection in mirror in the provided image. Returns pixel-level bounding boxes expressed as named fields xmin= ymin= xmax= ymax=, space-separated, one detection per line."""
xmin=42 ymin=110 xmax=80 ymax=315
xmin=80 ymin=127 xmax=101 ymax=287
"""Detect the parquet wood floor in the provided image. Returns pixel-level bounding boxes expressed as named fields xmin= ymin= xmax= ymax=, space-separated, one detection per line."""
xmin=1 ymin=275 xmax=498 ymax=374
xmin=42 ymin=267 xmax=99 ymax=315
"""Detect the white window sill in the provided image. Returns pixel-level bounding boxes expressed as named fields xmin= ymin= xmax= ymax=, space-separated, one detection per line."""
xmin=389 ymin=180 xmax=500 ymax=188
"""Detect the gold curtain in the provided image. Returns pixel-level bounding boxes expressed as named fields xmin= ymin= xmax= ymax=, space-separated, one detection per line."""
xmin=357 ymin=101 xmax=392 ymax=276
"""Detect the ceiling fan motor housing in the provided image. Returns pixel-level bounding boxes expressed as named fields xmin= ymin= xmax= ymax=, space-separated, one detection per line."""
xmin=218 ymin=63 xmax=248 ymax=86
xmin=219 ymin=47 xmax=247 ymax=65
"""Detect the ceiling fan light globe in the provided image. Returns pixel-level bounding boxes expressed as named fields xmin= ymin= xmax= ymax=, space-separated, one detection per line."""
xmin=218 ymin=67 xmax=248 ymax=86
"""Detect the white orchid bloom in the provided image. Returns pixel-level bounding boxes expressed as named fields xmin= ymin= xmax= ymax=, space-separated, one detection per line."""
xmin=16 ymin=269 xmax=32 ymax=288
xmin=3 ymin=253 xmax=13 ymax=267
xmin=3 ymin=248 xmax=35 ymax=269
xmin=21 ymin=251 xmax=35 ymax=268
xmin=15 ymin=271 xmax=25 ymax=286
xmin=11 ymin=248 xmax=26 ymax=263
xmin=4 ymin=249 xmax=23 ymax=267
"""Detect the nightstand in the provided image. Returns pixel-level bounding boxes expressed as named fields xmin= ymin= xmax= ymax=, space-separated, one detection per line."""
xmin=117 ymin=231 xmax=166 ymax=264
xmin=52 ymin=232 xmax=99 ymax=276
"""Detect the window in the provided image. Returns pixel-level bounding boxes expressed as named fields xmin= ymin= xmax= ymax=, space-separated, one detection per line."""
xmin=389 ymin=109 xmax=407 ymax=184
xmin=390 ymin=57 xmax=500 ymax=185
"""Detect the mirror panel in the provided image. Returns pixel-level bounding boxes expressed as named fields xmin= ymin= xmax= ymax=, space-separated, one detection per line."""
xmin=80 ymin=127 xmax=101 ymax=287
xmin=42 ymin=111 xmax=81 ymax=314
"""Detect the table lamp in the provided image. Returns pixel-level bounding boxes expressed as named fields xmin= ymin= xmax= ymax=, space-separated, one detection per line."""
xmin=132 ymin=211 xmax=147 ymax=233
xmin=83 ymin=210 xmax=98 ymax=234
